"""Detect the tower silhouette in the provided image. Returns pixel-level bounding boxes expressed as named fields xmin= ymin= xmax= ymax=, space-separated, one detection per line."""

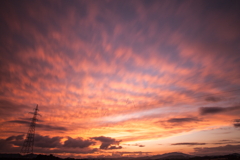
xmin=20 ymin=104 xmax=40 ymax=154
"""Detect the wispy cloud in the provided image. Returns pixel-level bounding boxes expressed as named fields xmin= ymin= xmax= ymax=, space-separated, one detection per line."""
xmin=171 ymin=142 xmax=206 ymax=146
xmin=200 ymin=106 xmax=240 ymax=115
xmin=167 ymin=117 xmax=200 ymax=123
xmin=7 ymin=120 xmax=68 ymax=131
xmin=205 ymin=96 xmax=222 ymax=102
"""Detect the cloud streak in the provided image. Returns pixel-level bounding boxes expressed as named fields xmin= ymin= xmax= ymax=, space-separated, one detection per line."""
xmin=171 ymin=142 xmax=206 ymax=146
xmin=167 ymin=117 xmax=200 ymax=123
xmin=200 ymin=106 xmax=240 ymax=115
xmin=7 ymin=120 xmax=68 ymax=131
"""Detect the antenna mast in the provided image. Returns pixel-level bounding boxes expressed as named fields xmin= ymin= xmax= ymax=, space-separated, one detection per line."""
xmin=21 ymin=104 xmax=40 ymax=154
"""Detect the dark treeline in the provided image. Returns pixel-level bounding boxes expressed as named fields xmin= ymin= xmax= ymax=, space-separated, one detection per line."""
xmin=0 ymin=153 xmax=240 ymax=160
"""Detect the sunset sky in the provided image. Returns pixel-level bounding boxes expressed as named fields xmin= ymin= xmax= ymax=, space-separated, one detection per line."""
xmin=0 ymin=0 xmax=240 ymax=158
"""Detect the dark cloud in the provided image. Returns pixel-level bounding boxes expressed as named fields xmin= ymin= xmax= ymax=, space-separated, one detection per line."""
xmin=171 ymin=142 xmax=206 ymax=146
xmin=108 ymin=146 xmax=123 ymax=149
xmin=167 ymin=117 xmax=200 ymax=123
xmin=200 ymin=107 xmax=224 ymax=115
xmin=205 ymin=96 xmax=222 ymax=102
xmin=34 ymin=134 xmax=63 ymax=148
xmin=7 ymin=120 xmax=68 ymax=131
xmin=6 ymin=135 xmax=24 ymax=141
xmin=91 ymin=136 xmax=122 ymax=150
xmin=233 ymin=119 xmax=240 ymax=128
xmin=3 ymin=134 xmax=24 ymax=148
xmin=139 ymin=145 xmax=145 ymax=147
xmin=63 ymin=137 xmax=95 ymax=148
xmin=200 ymin=106 xmax=240 ymax=115
xmin=0 ymin=139 xmax=19 ymax=152
xmin=8 ymin=120 xmax=29 ymax=125
xmin=234 ymin=123 xmax=240 ymax=128
xmin=0 ymin=134 xmax=97 ymax=154
xmin=4 ymin=134 xmax=62 ymax=148
xmin=194 ymin=144 xmax=240 ymax=155
xmin=156 ymin=117 xmax=201 ymax=129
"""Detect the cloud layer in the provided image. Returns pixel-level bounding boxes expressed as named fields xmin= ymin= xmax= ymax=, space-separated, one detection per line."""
xmin=0 ymin=134 xmax=122 ymax=154
xmin=91 ymin=136 xmax=122 ymax=150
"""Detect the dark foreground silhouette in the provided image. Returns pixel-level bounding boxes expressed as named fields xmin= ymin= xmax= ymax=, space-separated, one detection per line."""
xmin=0 ymin=153 xmax=240 ymax=160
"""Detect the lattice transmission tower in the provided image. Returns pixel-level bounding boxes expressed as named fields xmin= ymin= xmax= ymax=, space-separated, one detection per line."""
xmin=20 ymin=104 xmax=40 ymax=154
